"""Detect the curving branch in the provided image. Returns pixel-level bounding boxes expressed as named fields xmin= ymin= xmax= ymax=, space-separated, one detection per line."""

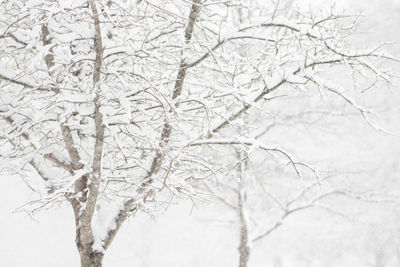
xmin=189 ymin=138 xmax=310 ymax=176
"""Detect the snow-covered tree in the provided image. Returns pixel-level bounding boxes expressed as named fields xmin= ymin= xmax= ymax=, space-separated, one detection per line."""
xmin=203 ymin=148 xmax=399 ymax=267
xmin=0 ymin=0 xmax=397 ymax=266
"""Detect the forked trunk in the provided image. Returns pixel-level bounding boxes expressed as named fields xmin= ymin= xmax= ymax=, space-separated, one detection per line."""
xmin=78 ymin=248 xmax=104 ymax=267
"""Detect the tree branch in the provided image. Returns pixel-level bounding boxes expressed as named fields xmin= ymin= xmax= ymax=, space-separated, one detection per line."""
xmin=0 ymin=73 xmax=60 ymax=93
xmin=104 ymin=1 xmax=203 ymax=249
xmin=60 ymin=125 xmax=84 ymax=170
xmin=140 ymin=0 xmax=202 ymax=184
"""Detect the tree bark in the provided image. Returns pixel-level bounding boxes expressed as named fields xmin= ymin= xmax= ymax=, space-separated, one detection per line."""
xmin=237 ymin=152 xmax=250 ymax=267
xmin=238 ymin=191 xmax=250 ymax=267
xmin=72 ymin=1 xmax=105 ymax=267
xmin=78 ymin=249 xmax=104 ymax=267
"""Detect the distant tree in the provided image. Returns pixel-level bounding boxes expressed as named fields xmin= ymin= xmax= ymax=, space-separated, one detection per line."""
xmin=0 ymin=0 xmax=397 ymax=266
xmin=204 ymin=148 xmax=392 ymax=267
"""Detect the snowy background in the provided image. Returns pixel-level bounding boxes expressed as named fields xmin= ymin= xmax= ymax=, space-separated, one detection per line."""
xmin=1 ymin=0 xmax=400 ymax=266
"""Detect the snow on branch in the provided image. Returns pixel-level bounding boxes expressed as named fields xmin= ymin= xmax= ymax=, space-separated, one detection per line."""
xmin=0 ymin=73 xmax=60 ymax=93
xmin=306 ymin=75 xmax=396 ymax=135
xmin=251 ymin=188 xmax=391 ymax=243
xmin=190 ymin=138 xmax=316 ymax=177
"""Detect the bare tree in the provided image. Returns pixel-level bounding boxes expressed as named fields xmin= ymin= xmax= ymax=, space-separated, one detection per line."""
xmin=0 ymin=0 xmax=397 ymax=266
xmin=204 ymin=149 xmax=392 ymax=267
xmin=200 ymin=124 xmax=399 ymax=267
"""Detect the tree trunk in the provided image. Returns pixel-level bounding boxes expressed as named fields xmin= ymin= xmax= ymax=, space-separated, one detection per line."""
xmin=237 ymin=152 xmax=250 ymax=267
xmin=79 ymin=249 xmax=104 ymax=267
xmin=73 ymin=213 xmax=105 ymax=267
xmin=238 ymin=203 xmax=250 ymax=267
